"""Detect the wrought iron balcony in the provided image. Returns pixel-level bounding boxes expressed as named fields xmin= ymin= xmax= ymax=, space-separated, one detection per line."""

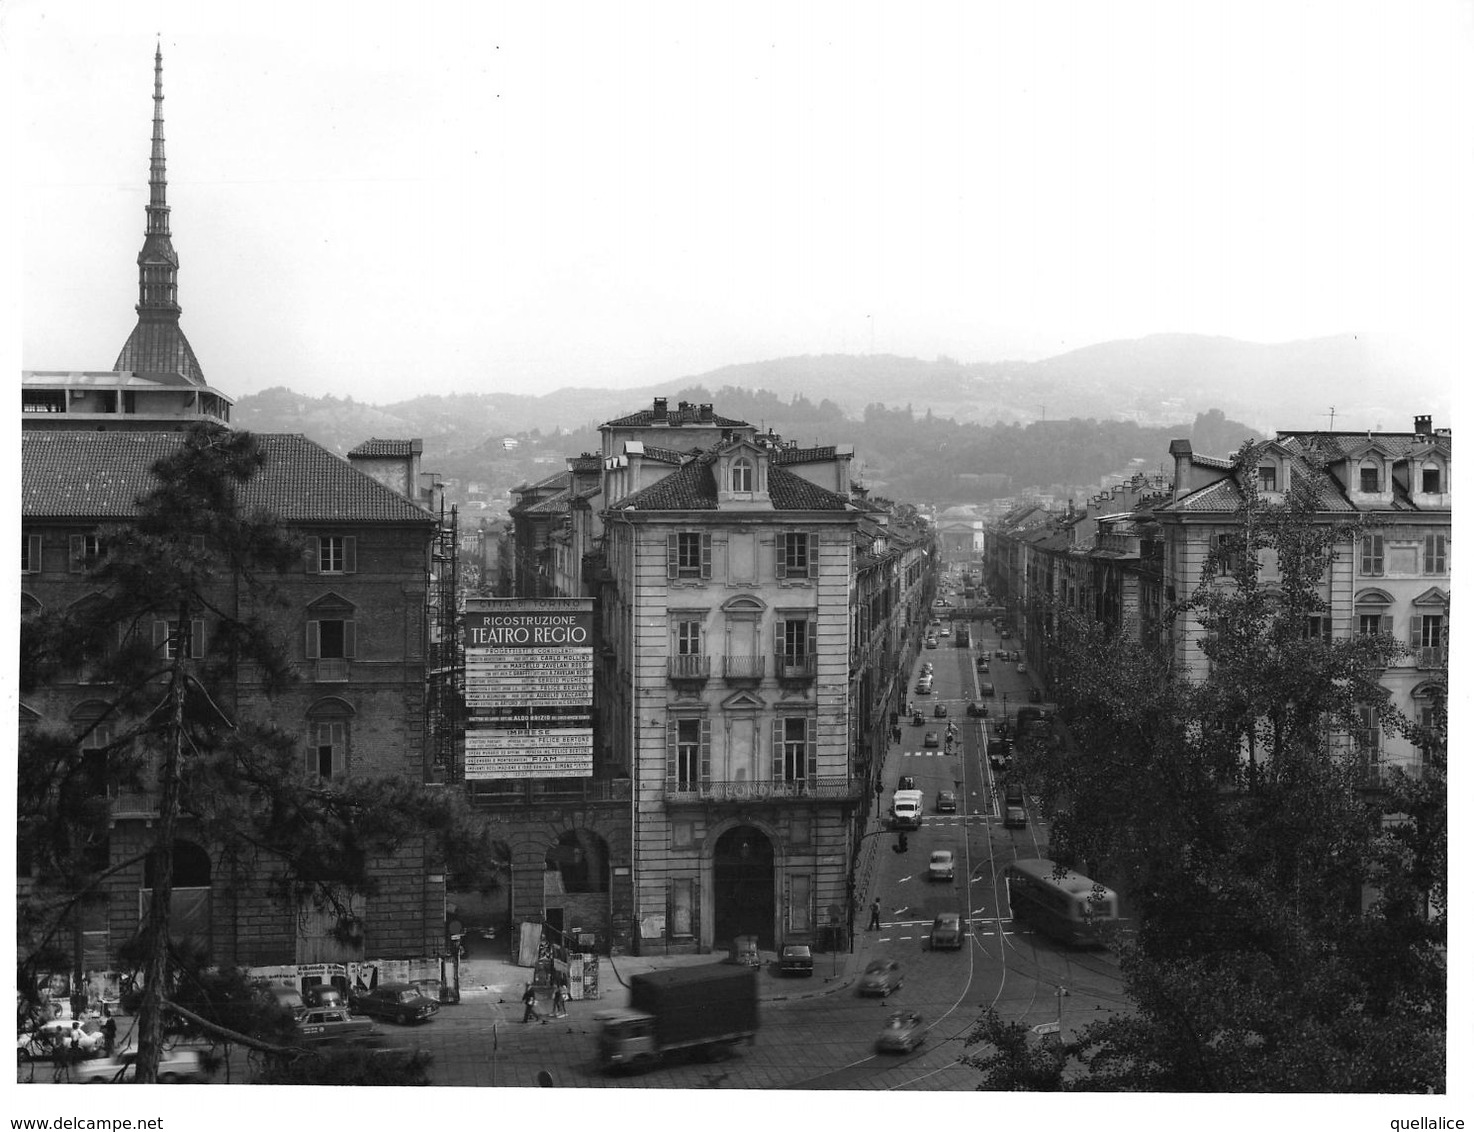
xmin=722 ymin=655 xmax=765 ymax=682
xmin=664 ymin=776 xmax=859 ymax=804
xmin=1415 ymin=645 xmax=1448 ymax=669
xmin=667 ymin=655 xmax=711 ymax=682
xmin=774 ymin=652 xmax=818 ymax=681
xmin=467 ymin=779 xmax=633 ymax=807
xmin=316 ymin=658 xmax=350 ymax=682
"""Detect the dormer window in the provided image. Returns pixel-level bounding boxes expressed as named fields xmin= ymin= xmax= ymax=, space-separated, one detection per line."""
xmin=1257 ymin=465 xmax=1277 ymax=492
xmin=1422 ymin=466 xmax=1442 ymax=494
xmin=1359 ymin=463 xmax=1381 ymax=493
xmin=731 ymin=457 xmax=754 ymax=493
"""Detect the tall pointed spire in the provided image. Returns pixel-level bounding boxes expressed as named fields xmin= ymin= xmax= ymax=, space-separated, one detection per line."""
xmin=114 ymin=42 xmax=206 ymax=385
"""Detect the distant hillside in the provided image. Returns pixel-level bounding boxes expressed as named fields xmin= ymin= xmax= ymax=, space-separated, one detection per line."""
xmin=232 ymin=332 xmax=1444 ymax=509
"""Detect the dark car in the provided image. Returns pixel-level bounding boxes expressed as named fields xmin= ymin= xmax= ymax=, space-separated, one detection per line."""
xmin=876 ymin=1010 xmax=927 ymax=1053
xmin=966 ymin=701 xmax=989 ymax=718
xmin=979 ymin=682 xmax=995 ymax=697
xmin=1028 ymin=687 xmax=1042 ymax=703
xmin=349 ymin=982 xmax=440 ymax=1025
xmin=935 ymin=789 xmax=957 ymax=813
xmin=933 ymin=703 xmax=948 ymax=718
xmin=859 ymin=959 xmax=904 ymax=997
xmin=988 ymin=737 xmax=1013 ymax=768
xmin=780 ymin=943 xmax=815 ymax=977
xmin=304 ymin=984 xmax=346 ymax=1011
xmin=975 ymin=657 xmax=989 ymax=672
xmin=911 ymin=711 xmax=925 ymax=726
xmin=1004 ymin=803 xmax=1027 ymax=829
xmin=929 ymin=912 xmax=964 ymax=950
xmin=1000 ymin=628 xmax=1011 ymax=639
xmin=897 ymin=774 xmax=917 ymax=792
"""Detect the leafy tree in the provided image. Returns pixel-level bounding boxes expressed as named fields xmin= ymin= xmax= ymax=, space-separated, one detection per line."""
xmin=19 ymin=424 xmax=499 ymax=1082
xmin=986 ymin=443 xmax=1445 ymax=1091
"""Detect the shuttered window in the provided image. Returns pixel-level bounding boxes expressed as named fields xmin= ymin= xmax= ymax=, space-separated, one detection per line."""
xmin=667 ymin=532 xmax=711 ymax=579
xmin=306 ymin=536 xmax=357 ymax=575
xmin=1424 ymin=534 xmax=1447 ymax=575
xmin=22 ymin=534 xmax=42 ymax=574
xmin=667 ymin=717 xmax=708 ymax=789
xmin=1360 ymin=534 xmax=1384 ymax=576
xmin=153 ymin=619 xmax=206 ymax=659
xmin=306 ymin=618 xmax=358 ymax=659
xmin=775 ymin=532 xmax=819 ymax=580
xmin=308 ymin=722 xmax=347 ymax=780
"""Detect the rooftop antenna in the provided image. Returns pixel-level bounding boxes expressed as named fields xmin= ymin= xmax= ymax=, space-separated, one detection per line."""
xmin=1327 ymin=406 xmax=1337 ymax=430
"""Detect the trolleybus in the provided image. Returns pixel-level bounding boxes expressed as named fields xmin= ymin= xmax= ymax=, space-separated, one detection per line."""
xmin=1004 ymin=858 xmax=1118 ymax=946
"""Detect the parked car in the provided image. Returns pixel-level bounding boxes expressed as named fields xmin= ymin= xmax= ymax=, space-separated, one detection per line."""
xmin=930 ymin=912 xmax=964 ymax=950
xmin=349 ymin=982 xmax=440 ymax=1025
xmin=925 ymin=637 xmax=939 ymax=649
xmin=988 ymin=738 xmax=1013 ymax=768
xmin=935 ymin=789 xmax=957 ymax=813
xmin=938 ymin=625 xmax=951 ymax=637
xmin=979 ymin=682 xmax=995 ymax=697
xmin=966 ymin=701 xmax=989 ymax=718
xmin=296 ymin=1006 xmax=376 ymax=1045
xmin=779 ymin=943 xmax=814 ymax=977
xmin=1005 ymin=803 xmax=1027 ymax=829
xmin=975 ymin=657 xmax=989 ymax=672
xmin=920 ymin=662 xmax=934 ymax=675
xmin=928 ymin=850 xmax=955 ymax=881
xmin=995 ymin=648 xmax=1009 ymax=659
xmin=875 ymin=1010 xmax=927 ymax=1053
xmin=933 ymin=703 xmax=948 ymax=718
xmin=69 ymin=1049 xmax=211 ymax=1084
xmin=859 ymin=959 xmax=905 ymax=997
xmin=304 ymin=984 xmax=346 ymax=1011
xmin=923 ymin=730 xmax=940 ymax=748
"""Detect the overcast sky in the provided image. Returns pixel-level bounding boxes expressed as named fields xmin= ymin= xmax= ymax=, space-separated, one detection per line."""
xmin=7 ymin=1 xmax=1471 ymax=408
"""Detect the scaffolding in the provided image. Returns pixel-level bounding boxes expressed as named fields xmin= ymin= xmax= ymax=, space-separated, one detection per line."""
xmin=426 ymin=500 xmax=464 ymax=783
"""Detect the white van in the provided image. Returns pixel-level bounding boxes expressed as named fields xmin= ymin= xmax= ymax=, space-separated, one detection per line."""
xmin=891 ymin=789 xmax=924 ymax=829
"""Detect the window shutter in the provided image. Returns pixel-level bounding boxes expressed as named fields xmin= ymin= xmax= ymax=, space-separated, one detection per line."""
xmin=69 ymin=535 xmax=85 ymax=573
xmin=331 ymin=723 xmax=346 ymax=777
xmin=190 ymin=619 xmax=206 ymax=658
xmin=1408 ymin=615 xmax=1422 ymax=650
xmin=307 ymin=724 xmax=321 ymax=777
xmin=153 ymin=620 xmax=169 ymax=651
xmin=26 ymin=534 xmax=41 ymax=573
xmin=699 ymin=716 xmax=712 ymax=784
xmin=1380 ymin=614 xmax=1393 ymax=636
xmin=344 ymin=620 xmax=358 ymax=658
xmin=666 ymin=534 xmax=679 ymax=579
xmin=771 ymin=718 xmax=785 ymax=779
xmin=306 ymin=620 xmax=321 ymax=659
xmin=806 ymin=716 xmax=818 ymax=780
xmin=775 ymin=618 xmax=785 ymax=660
xmin=807 ymin=533 xmax=819 ymax=579
xmin=807 ymin=617 xmax=818 ymax=658
xmin=775 ymin=535 xmax=787 ymax=579
xmin=343 ymin=536 xmax=358 ymax=574
xmin=666 ymin=718 xmax=678 ymax=783
xmin=700 ymin=534 xmax=712 ymax=579
xmin=306 ymin=536 xmax=321 ymax=574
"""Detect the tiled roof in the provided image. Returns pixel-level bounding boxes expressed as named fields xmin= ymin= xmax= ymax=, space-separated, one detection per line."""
xmin=524 ymin=488 xmax=573 ymax=515
xmin=639 ymin=445 xmax=689 ymax=465
xmin=773 ymin=445 xmax=837 ymax=464
xmin=612 ymin=454 xmax=851 ymax=512
xmin=568 ymin=455 xmax=602 ymax=473
xmin=347 ymin=438 xmax=418 ymax=457
xmin=602 ymin=405 xmax=750 ymax=428
xmin=22 ymin=431 xmax=433 ymax=524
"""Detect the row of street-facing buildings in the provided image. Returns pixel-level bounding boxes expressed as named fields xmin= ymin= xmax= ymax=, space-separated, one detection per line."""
xmin=984 ymin=425 xmax=1451 ymax=781
xmin=18 ymin=50 xmax=939 ymax=983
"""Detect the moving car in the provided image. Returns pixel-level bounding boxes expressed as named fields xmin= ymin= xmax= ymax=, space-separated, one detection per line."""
xmin=1017 ymin=662 xmax=1027 ymax=674
xmin=930 ymin=913 xmax=964 ymax=950
xmin=966 ymin=701 xmax=989 ymax=717
xmin=897 ymin=775 xmax=917 ymax=791
xmin=349 ymin=982 xmax=440 ymax=1024
xmin=915 ymin=678 xmax=933 ymax=695
xmin=875 ymin=1010 xmax=927 ymax=1053
xmin=988 ymin=737 xmax=1013 ymax=769
xmin=938 ymin=625 xmax=950 ymax=637
xmin=69 ymin=1049 xmax=210 ymax=1084
xmin=779 ymin=943 xmax=814 ymax=977
xmin=859 ymin=959 xmax=904 ymax=997
xmin=933 ymin=703 xmax=948 ymax=718
xmin=928 ymin=850 xmax=955 ymax=881
xmin=979 ymin=682 xmax=995 ymax=697
xmin=935 ymin=789 xmax=957 ymax=813
xmin=925 ymin=637 xmax=938 ymax=649
xmin=923 ymin=730 xmax=940 ymax=748
xmin=911 ymin=711 xmax=925 ymax=726
xmin=1005 ymin=803 xmax=1027 ymax=829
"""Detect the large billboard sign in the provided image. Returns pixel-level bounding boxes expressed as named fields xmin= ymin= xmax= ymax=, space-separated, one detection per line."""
xmin=461 ymin=598 xmax=595 ymax=780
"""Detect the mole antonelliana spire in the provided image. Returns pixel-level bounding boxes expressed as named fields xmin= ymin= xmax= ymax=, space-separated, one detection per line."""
xmin=112 ymin=43 xmax=207 ymax=385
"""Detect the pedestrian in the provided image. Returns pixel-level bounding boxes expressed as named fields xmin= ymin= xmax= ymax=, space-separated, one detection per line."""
xmin=552 ymin=982 xmax=567 ymax=1019
xmin=101 ymin=1009 xmax=117 ymax=1056
xmin=521 ymin=982 xmax=545 ymax=1024
xmin=868 ymin=899 xmax=882 ymax=931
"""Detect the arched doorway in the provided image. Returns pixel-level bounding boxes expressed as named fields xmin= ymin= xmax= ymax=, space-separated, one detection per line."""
xmin=712 ymin=825 xmax=775 ymax=949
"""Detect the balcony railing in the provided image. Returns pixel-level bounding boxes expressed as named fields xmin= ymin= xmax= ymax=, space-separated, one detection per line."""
xmin=316 ymin=658 xmax=350 ymax=682
xmin=667 ymin=655 xmax=711 ymax=682
xmin=467 ymin=779 xmax=633 ymax=807
xmin=774 ymin=652 xmax=818 ymax=681
xmin=110 ymin=792 xmax=160 ymax=820
xmin=722 ymin=655 xmax=765 ymax=682
xmin=1415 ymin=645 xmax=1448 ymax=669
xmin=665 ymin=776 xmax=859 ymax=804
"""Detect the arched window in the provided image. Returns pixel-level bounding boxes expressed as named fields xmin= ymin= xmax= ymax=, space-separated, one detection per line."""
xmin=731 ymin=457 xmax=754 ymax=493
xmin=306 ymin=697 xmax=355 ymax=781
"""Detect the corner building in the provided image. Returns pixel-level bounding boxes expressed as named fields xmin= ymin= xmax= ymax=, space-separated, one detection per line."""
xmin=597 ymin=399 xmax=864 ymax=953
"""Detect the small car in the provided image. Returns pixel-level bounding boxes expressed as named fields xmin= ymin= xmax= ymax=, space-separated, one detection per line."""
xmin=930 ymin=912 xmax=964 ymax=950
xmin=779 ymin=943 xmax=815 ymax=977
xmin=1017 ymin=662 xmax=1027 ymax=674
xmin=304 ymin=984 xmax=347 ymax=1011
xmin=966 ymin=701 xmax=989 ymax=718
xmin=1005 ymin=804 xmax=1027 ymax=829
xmin=976 ymin=658 xmax=989 ymax=672
xmin=911 ymin=711 xmax=925 ymax=726
xmin=925 ymin=638 xmax=939 ymax=649
xmin=1000 ymin=628 xmax=1012 ymax=639
xmin=979 ymin=682 xmax=995 ymax=697
xmin=1029 ymin=687 xmax=1043 ymax=703
xmin=935 ymin=789 xmax=957 ymax=813
xmin=920 ymin=662 xmax=934 ymax=674
xmin=938 ymin=625 xmax=951 ymax=637
xmin=897 ymin=774 xmax=917 ymax=791
xmin=996 ymin=648 xmax=1009 ymax=659
xmin=988 ymin=738 xmax=1013 ymax=768
xmin=928 ymin=850 xmax=955 ymax=881
xmin=934 ymin=703 xmax=948 ymax=718
xmin=859 ymin=959 xmax=904 ymax=997
xmin=348 ymin=982 xmax=440 ymax=1025
xmin=876 ymin=1010 xmax=927 ymax=1053
xmin=69 ymin=1049 xmax=210 ymax=1084
xmin=915 ymin=681 xmax=932 ymax=695
xmin=923 ymin=730 xmax=940 ymax=748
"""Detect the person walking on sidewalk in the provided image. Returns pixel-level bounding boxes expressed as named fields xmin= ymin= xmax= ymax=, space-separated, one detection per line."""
xmin=522 ymin=983 xmax=546 ymax=1024
xmin=869 ymin=899 xmax=882 ymax=931
xmin=552 ymin=982 xmax=568 ymax=1019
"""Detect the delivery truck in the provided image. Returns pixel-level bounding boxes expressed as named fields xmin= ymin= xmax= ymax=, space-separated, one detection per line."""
xmin=891 ymin=788 xmax=924 ymax=830
xmin=595 ymin=963 xmax=758 ymax=1072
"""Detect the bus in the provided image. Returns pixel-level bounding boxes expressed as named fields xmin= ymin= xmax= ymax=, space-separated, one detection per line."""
xmin=1003 ymin=858 xmax=1119 ymax=946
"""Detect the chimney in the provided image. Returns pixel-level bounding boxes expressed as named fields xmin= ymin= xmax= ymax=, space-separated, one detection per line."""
xmin=700 ymin=403 xmax=714 ymax=422
xmin=653 ymin=397 xmax=668 ymax=421
xmin=1415 ymin=414 xmax=1432 ymax=436
xmin=1169 ymin=438 xmax=1194 ymax=501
